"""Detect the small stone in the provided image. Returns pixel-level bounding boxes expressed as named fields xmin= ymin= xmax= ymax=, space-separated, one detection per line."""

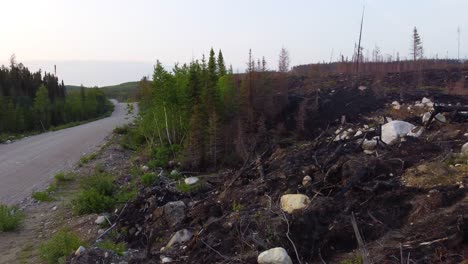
xmin=5 ymin=140 xmax=11 ymax=144
xmin=52 ymin=206 xmax=57 ymax=211
xmin=161 ymin=256 xmax=173 ymax=263
xmin=75 ymin=246 xmax=86 ymax=256
xmin=141 ymin=165 xmax=149 ymax=172
xmin=280 ymin=194 xmax=311 ymax=214
xmin=170 ymin=170 xmax=179 ymax=177
xmin=166 ymin=229 xmax=193 ymax=248
xmin=98 ymin=229 xmax=105 ymax=234
xmin=95 ymin=216 xmax=106 ymax=225
xmin=302 ymin=176 xmax=312 ymax=187
xmin=184 ymin=177 xmax=199 ymax=185
xmin=362 ymin=139 xmax=377 ymax=151
xmin=257 ymin=247 xmax=293 ymax=264
xmin=354 ymin=130 xmax=363 ymax=137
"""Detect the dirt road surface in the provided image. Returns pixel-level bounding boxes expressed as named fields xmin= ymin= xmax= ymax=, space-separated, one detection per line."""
xmin=0 ymin=100 xmax=136 ymax=205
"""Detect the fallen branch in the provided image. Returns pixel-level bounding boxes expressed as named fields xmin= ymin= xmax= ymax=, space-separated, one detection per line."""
xmin=351 ymin=212 xmax=371 ymax=264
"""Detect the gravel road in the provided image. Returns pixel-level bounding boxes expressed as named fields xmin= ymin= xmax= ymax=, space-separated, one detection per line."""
xmin=0 ymin=100 xmax=136 ymax=205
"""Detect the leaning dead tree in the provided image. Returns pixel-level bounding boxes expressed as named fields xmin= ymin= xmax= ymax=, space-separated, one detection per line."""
xmin=355 ymin=5 xmax=365 ymax=75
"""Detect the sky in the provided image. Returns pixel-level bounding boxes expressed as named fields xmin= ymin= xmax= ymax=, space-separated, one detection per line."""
xmin=0 ymin=0 xmax=467 ymax=86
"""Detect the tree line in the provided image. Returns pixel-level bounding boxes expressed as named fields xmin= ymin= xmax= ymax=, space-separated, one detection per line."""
xmin=0 ymin=57 xmax=113 ymax=134
xmin=136 ymin=48 xmax=290 ymax=169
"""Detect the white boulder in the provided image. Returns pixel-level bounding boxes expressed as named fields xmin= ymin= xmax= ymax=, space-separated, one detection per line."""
xmin=422 ymin=112 xmax=446 ymax=124
xmin=358 ymin=86 xmax=367 ymax=91
xmin=280 ymin=194 xmax=311 ymax=213
xmin=95 ymin=215 xmax=106 ymax=225
xmin=407 ymin=126 xmax=424 ymax=138
xmin=462 ymin=142 xmax=468 ymax=155
xmin=422 ymin=97 xmax=432 ymax=104
xmin=257 ymin=247 xmax=293 ymax=264
xmin=166 ymin=229 xmax=192 ymax=248
xmin=381 ymin=121 xmax=416 ymax=145
xmin=161 ymin=256 xmax=173 ymax=263
xmin=184 ymin=177 xmax=199 ymax=185
xmin=354 ymin=130 xmax=363 ymax=137
xmin=391 ymin=101 xmax=401 ymax=110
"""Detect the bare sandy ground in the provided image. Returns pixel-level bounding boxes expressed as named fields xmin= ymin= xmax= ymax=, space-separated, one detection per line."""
xmin=0 ymin=100 xmax=136 ymax=205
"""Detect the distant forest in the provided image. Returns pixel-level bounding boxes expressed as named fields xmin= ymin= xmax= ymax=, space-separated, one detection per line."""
xmin=67 ymin=81 xmax=141 ymax=102
xmin=0 ymin=57 xmax=113 ymax=134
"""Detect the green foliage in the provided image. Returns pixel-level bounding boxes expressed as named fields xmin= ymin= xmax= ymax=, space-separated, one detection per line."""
xmin=148 ymin=145 xmax=177 ymax=168
xmin=39 ymin=230 xmax=83 ymax=264
xmin=32 ymin=191 xmax=54 ymax=202
xmin=96 ymin=240 xmax=127 ymax=256
xmin=0 ymin=60 xmax=114 ymax=135
xmin=141 ymin=173 xmax=158 ymax=186
xmin=119 ymin=126 xmax=145 ymax=150
xmin=176 ymin=181 xmax=202 ymax=193
xmin=79 ymin=153 xmax=97 ymax=166
xmin=0 ymin=204 xmax=24 ymax=231
xmin=33 ymin=85 xmax=51 ymax=130
xmin=72 ymin=172 xmax=116 ymax=214
xmin=113 ymin=125 xmax=129 ymax=135
xmin=54 ymin=172 xmax=76 ymax=183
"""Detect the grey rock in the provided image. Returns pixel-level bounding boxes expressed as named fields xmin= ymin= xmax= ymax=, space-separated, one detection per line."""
xmin=163 ymin=201 xmax=186 ymax=227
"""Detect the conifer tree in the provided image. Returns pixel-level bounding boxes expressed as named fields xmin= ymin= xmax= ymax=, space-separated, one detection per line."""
xmin=33 ymin=84 xmax=51 ymax=130
xmin=411 ymin=27 xmax=423 ymax=61
xmin=217 ymin=50 xmax=227 ymax=76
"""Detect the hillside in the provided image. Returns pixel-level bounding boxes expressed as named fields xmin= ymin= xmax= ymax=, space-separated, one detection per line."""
xmin=66 ymin=81 xmax=142 ymax=102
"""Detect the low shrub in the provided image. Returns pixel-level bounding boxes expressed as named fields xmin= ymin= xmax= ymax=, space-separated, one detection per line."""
xmin=176 ymin=181 xmax=202 ymax=193
xmin=54 ymin=172 xmax=76 ymax=183
xmin=72 ymin=189 xmax=115 ymax=215
xmin=141 ymin=173 xmax=157 ymax=186
xmin=72 ymin=172 xmax=116 ymax=214
xmin=113 ymin=125 xmax=129 ymax=135
xmin=39 ymin=230 xmax=83 ymax=264
xmin=32 ymin=191 xmax=54 ymax=202
xmin=0 ymin=204 xmax=24 ymax=231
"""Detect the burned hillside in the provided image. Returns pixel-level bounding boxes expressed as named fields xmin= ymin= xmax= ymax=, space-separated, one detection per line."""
xmin=69 ymin=70 xmax=468 ymax=263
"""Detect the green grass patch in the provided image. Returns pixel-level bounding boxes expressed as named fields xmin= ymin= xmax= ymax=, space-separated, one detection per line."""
xmin=96 ymin=240 xmax=127 ymax=256
xmin=113 ymin=125 xmax=129 ymax=135
xmin=79 ymin=153 xmax=98 ymax=166
xmin=176 ymin=181 xmax=202 ymax=193
xmin=39 ymin=230 xmax=83 ymax=264
xmin=32 ymin=191 xmax=54 ymax=202
xmin=141 ymin=173 xmax=158 ymax=186
xmin=0 ymin=204 xmax=24 ymax=231
xmin=54 ymin=172 xmax=76 ymax=183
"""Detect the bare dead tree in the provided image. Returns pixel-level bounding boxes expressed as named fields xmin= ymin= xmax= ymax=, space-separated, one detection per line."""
xmin=278 ymin=47 xmax=290 ymax=73
xmin=355 ymin=5 xmax=365 ymax=75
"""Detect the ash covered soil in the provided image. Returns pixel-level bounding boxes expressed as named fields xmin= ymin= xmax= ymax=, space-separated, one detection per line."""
xmin=70 ymin=86 xmax=468 ymax=264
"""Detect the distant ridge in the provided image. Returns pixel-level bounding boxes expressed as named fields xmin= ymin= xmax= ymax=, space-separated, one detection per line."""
xmin=66 ymin=81 xmax=140 ymax=101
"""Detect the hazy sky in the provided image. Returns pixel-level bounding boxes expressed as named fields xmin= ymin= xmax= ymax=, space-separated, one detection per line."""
xmin=0 ymin=0 xmax=467 ymax=86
